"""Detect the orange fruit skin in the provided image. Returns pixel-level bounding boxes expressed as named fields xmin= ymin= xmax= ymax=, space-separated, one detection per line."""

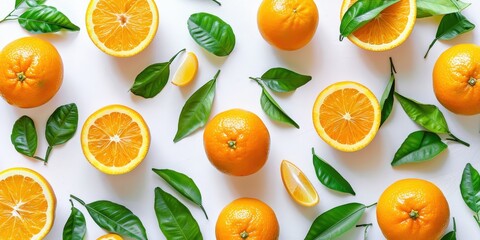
xmin=376 ymin=178 xmax=450 ymax=240
xmin=0 ymin=37 xmax=63 ymax=108
xmin=203 ymin=109 xmax=270 ymax=176
xmin=216 ymin=198 xmax=279 ymax=240
xmin=257 ymin=0 xmax=319 ymax=51
xmin=433 ymin=44 xmax=480 ymax=115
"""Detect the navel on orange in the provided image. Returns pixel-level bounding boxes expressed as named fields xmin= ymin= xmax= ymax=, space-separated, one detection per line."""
xmin=97 ymin=233 xmax=124 ymax=240
xmin=340 ymin=0 xmax=416 ymax=51
xmin=0 ymin=167 xmax=56 ymax=240
xmin=312 ymin=81 xmax=380 ymax=152
xmin=281 ymin=160 xmax=319 ymax=207
xmin=81 ymin=104 xmax=150 ymax=175
xmin=85 ymin=0 xmax=159 ymax=57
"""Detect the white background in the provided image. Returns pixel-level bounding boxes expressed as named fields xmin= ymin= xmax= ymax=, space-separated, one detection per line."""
xmin=0 ymin=0 xmax=479 ymax=239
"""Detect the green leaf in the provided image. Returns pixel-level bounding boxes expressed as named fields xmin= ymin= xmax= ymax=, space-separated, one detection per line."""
xmin=416 ymin=0 xmax=471 ymax=18
xmin=70 ymin=195 xmax=148 ymax=240
xmin=460 ymin=163 xmax=480 ymax=213
xmin=15 ymin=0 xmax=24 ymax=7
xmin=46 ymin=103 xmax=78 ymax=146
xmin=424 ymin=12 xmax=475 ymax=58
xmin=305 ymin=203 xmax=368 ymax=240
xmin=11 ymin=116 xmax=37 ymax=157
xmin=391 ymin=131 xmax=447 ymax=166
xmin=312 ymin=148 xmax=356 ymax=195
xmin=339 ymin=0 xmax=400 ymax=39
xmin=154 ymin=187 xmax=203 ymax=240
xmin=380 ymin=58 xmax=396 ymax=127
xmin=152 ymin=168 xmax=208 ymax=219
xmin=440 ymin=218 xmax=456 ymax=240
xmin=252 ymin=67 xmax=312 ymax=92
xmin=63 ymin=201 xmax=86 ymax=240
xmin=260 ymin=87 xmax=299 ymax=128
xmin=394 ymin=92 xmax=449 ymax=133
xmin=131 ymin=49 xmax=185 ymax=98
xmin=174 ymin=70 xmax=219 ymax=142
xmin=187 ymin=12 xmax=235 ymax=56
xmin=18 ymin=5 xmax=80 ymax=33
xmin=26 ymin=0 xmax=47 ymax=7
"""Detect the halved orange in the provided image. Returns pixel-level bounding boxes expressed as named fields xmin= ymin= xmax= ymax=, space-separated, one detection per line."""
xmin=312 ymin=81 xmax=381 ymax=152
xmin=281 ymin=160 xmax=319 ymax=207
xmin=0 ymin=167 xmax=56 ymax=240
xmin=340 ymin=0 xmax=416 ymax=51
xmin=172 ymin=51 xmax=198 ymax=86
xmin=85 ymin=0 xmax=159 ymax=57
xmin=81 ymin=104 xmax=150 ymax=174
xmin=97 ymin=233 xmax=124 ymax=240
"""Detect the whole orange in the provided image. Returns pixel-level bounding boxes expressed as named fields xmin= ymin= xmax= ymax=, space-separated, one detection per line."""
xmin=257 ymin=0 xmax=319 ymax=51
xmin=0 ymin=37 xmax=63 ymax=108
xmin=203 ymin=109 xmax=270 ymax=176
xmin=216 ymin=198 xmax=279 ymax=240
xmin=376 ymin=178 xmax=450 ymax=240
xmin=433 ymin=43 xmax=480 ymax=115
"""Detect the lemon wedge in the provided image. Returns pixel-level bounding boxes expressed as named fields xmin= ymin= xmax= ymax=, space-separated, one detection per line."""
xmin=172 ymin=51 xmax=198 ymax=86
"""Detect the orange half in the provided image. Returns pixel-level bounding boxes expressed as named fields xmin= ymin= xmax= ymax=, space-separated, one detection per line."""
xmin=281 ymin=160 xmax=319 ymax=207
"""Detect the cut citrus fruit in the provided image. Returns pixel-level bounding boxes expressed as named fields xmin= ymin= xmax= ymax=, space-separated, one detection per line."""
xmin=97 ymin=233 xmax=124 ymax=240
xmin=0 ymin=167 xmax=56 ymax=240
xmin=340 ymin=0 xmax=416 ymax=51
xmin=81 ymin=104 xmax=150 ymax=175
xmin=312 ymin=81 xmax=381 ymax=152
xmin=280 ymin=160 xmax=319 ymax=207
xmin=85 ymin=0 xmax=159 ymax=57
xmin=172 ymin=51 xmax=198 ymax=86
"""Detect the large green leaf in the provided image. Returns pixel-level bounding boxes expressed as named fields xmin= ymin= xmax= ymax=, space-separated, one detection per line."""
xmin=18 ymin=5 xmax=80 ymax=33
xmin=460 ymin=163 xmax=480 ymax=213
xmin=391 ymin=131 xmax=447 ymax=166
xmin=46 ymin=103 xmax=78 ymax=146
xmin=63 ymin=202 xmax=86 ymax=240
xmin=312 ymin=148 xmax=356 ymax=195
xmin=11 ymin=116 xmax=37 ymax=157
xmin=260 ymin=88 xmax=299 ymax=128
xmin=188 ymin=12 xmax=235 ymax=56
xmin=416 ymin=0 xmax=471 ymax=18
xmin=253 ymin=67 xmax=312 ymax=93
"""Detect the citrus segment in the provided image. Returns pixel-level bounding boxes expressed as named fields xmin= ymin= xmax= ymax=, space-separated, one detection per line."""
xmin=172 ymin=51 xmax=198 ymax=86
xmin=85 ymin=0 xmax=159 ymax=57
xmin=281 ymin=160 xmax=319 ymax=207
xmin=312 ymin=81 xmax=380 ymax=152
xmin=0 ymin=167 xmax=56 ymax=240
xmin=81 ymin=104 xmax=150 ymax=175
xmin=97 ymin=233 xmax=124 ymax=240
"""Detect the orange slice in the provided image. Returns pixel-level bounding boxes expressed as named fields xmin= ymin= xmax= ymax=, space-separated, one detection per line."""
xmin=0 ymin=167 xmax=56 ymax=240
xmin=81 ymin=104 xmax=150 ymax=175
xmin=280 ymin=160 xmax=319 ymax=207
xmin=312 ymin=81 xmax=381 ymax=152
xmin=85 ymin=0 xmax=159 ymax=57
xmin=97 ymin=233 xmax=124 ymax=240
xmin=340 ymin=0 xmax=416 ymax=51
xmin=172 ymin=51 xmax=198 ymax=86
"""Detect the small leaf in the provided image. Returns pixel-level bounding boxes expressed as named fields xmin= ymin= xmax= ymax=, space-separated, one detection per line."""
xmin=174 ymin=70 xmax=219 ymax=142
xmin=187 ymin=12 xmax=235 ymax=56
xmin=26 ymin=0 xmax=47 ymax=7
xmin=18 ymin=5 xmax=80 ymax=33
xmin=154 ymin=187 xmax=203 ymax=240
xmin=152 ymin=168 xmax=208 ymax=219
xmin=391 ymin=131 xmax=447 ymax=166
xmin=440 ymin=218 xmax=456 ymax=240
xmin=260 ymin=88 xmax=299 ymax=128
xmin=11 ymin=116 xmax=37 ymax=157
xmin=340 ymin=0 xmax=400 ymax=39
xmin=46 ymin=103 xmax=78 ymax=146
xmin=63 ymin=201 xmax=86 ymax=240
xmin=416 ymin=0 xmax=471 ymax=18
xmin=131 ymin=49 xmax=185 ymax=98
xmin=380 ymin=57 xmax=396 ymax=127
xmin=312 ymin=148 xmax=356 ymax=195
xmin=460 ymin=163 xmax=480 ymax=213
xmin=254 ymin=67 xmax=312 ymax=92
xmin=305 ymin=203 xmax=368 ymax=240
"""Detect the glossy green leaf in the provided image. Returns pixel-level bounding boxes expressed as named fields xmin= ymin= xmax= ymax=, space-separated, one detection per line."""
xmin=424 ymin=12 xmax=475 ymax=58
xmin=152 ymin=168 xmax=208 ymax=219
xmin=18 ymin=5 xmax=80 ymax=33
xmin=391 ymin=131 xmax=447 ymax=166
xmin=340 ymin=0 xmax=400 ymax=39
xmin=460 ymin=163 xmax=480 ymax=213
xmin=131 ymin=49 xmax=185 ymax=98
xmin=70 ymin=195 xmax=148 ymax=240
xmin=15 ymin=0 xmax=23 ymax=7
xmin=312 ymin=148 xmax=356 ymax=195
xmin=305 ymin=203 xmax=367 ymax=240
xmin=26 ymin=0 xmax=47 ymax=7
xmin=260 ymin=87 xmax=299 ymax=128
xmin=440 ymin=218 xmax=456 ymax=240
xmin=417 ymin=0 xmax=471 ymax=18
xmin=252 ymin=67 xmax=312 ymax=92
xmin=187 ymin=12 xmax=235 ymax=56
xmin=380 ymin=58 xmax=396 ymax=127
xmin=63 ymin=201 xmax=86 ymax=240
xmin=154 ymin=187 xmax=203 ymax=240
xmin=11 ymin=116 xmax=37 ymax=157
xmin=46 ymin=103 xmax=78 ymax=146
xmin=174 ymin=70 xmax=219 ymax=142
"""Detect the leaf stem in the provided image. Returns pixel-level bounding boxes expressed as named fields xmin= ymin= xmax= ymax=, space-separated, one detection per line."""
xmin=249 ymin=77 xmax=265 ymax=89
xmin=212 ymin=69 xmax=221 ymax=81
xmin=424 ymin=38 xmax=438 ymax=59
xmin=389 ymin=57 xmax=397 ymax=74
xmin=446 ymin=133 xmax=470 ymax=147
xmin=33 ymin=155 xmax=46 ymax=163
xmin=200 ymin=205 xmax=209 ymax=220
xmin=43 ymin=145 xmax=54 ymax=164
xmin=366 ymin=202 xmax=377 ymax=208
xmin=70 ymin=194 xmax=86 ymax=206
xmin=168 ymin=48 xmax=186 ymax=64
xmin=0 ymin=8 xmax=18 ymax=23
xmin=211 ymin=0 xmax=221 ymax=6
xmin=356 ymin=223 xmax=372 ymax=240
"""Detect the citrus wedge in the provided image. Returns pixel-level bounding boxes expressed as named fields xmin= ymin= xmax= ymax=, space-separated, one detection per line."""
xmin=280 ymin=160 xmax=319 ymax=207
xmin=340 ymin=0 xmax=416 ymax=51
xmin=0 ymin=167 xmax=56 ymax=240
xmin=97 ymin=233 xmax=124 ymax=240
xmin=172 ymin=51 xmax=198 ymax=86
xmin=81 ymin=104 xmax=150 ymax=175
xmin=312 ymin=81 xmax=381 ymax=152
xmin=85 ymin=0 xmax=159 ymax=57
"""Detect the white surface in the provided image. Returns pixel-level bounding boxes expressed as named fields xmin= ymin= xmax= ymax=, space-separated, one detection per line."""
xmin=0 ymin=0 xmax=479 ymax=239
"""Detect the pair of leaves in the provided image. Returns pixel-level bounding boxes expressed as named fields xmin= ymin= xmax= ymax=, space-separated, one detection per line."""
xmin=416 ymin=0 xmax=471 ymax=18
xmin=188 ymin=13 xmax=235 ymax=57
xmin=70 ymin=195 xmax=148 ymax=240
xmin=312 ymin=148 xmax=355 ymax=195
xmin=174 ymin=70 xmax=220 ymax=142
xmin=11 ymin=103 xmax=78 ymax=163
xmin=460 ymin=163 xmax=480 ymax=227
xmin=63 ymin=201 xmax=86 ymax=240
